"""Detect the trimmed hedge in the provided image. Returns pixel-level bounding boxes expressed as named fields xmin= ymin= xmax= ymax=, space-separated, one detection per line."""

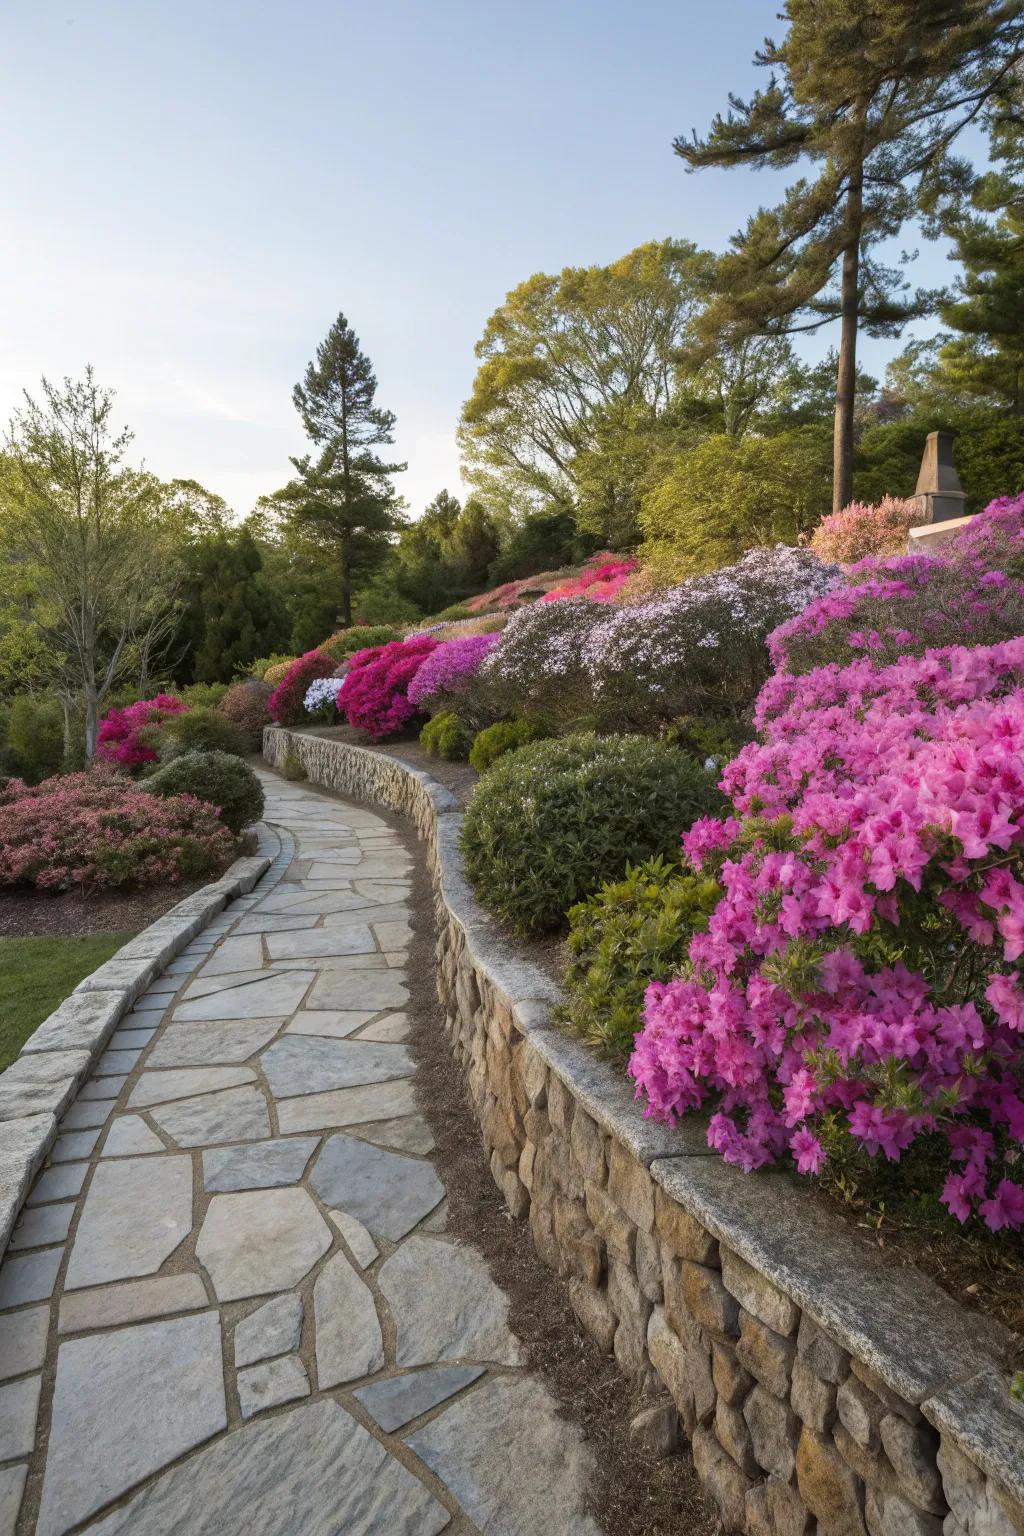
xmin=146 ymin=750 xmax=265 ymax=835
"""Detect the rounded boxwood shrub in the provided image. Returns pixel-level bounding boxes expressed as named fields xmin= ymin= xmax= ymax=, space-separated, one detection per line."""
xmin=563 ymin=854 xmax=721 ymax=1062
xmin=468 ymin=718 xmax=542 ymax=773
xmin=461 ymin=732 xmax=724 ymax=933
xmin=146 ymin=750 xmax=265 ymax=835
xmin=157 ymin=708 xmax=250 ymax=762
xmin=419 ymin=711 xmax=471 ymax=760
xmin=320 ymin=625 xmax=402 ymax=664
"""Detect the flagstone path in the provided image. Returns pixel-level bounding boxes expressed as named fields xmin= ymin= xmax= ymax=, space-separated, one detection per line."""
xmin=0 ymin=770 xmax=601 ymax=1536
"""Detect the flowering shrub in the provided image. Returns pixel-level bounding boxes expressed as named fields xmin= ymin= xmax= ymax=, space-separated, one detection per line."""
xmin=629 ymin=637 xmax=1024 ymax=1231
xmin=267 ymin=650 xmax=335 ymax=726
xmin=773 ymin=494 xmax=1024 ymax=676
xmin=540 ymin=557 xmax=638 ymax=603
xmin=477 ymin=598 xmax=609 ymax=730
xmin=262 ymin=658 xmax=298 ymax=688
xmin=336 ymin=636 xmax=439 ymax=739
xmin=96 ymin=694 xmax=188 ymax=769
xmin=0 ymin=769 xmax=234 ymax=890
xmin=304 ymin=676 xmax=344 ymax=717
xmin=407 ymin=632 xmax=501 ymax=717
xmin=219 ymin=679 xmax=272 ymax=749
xmin=582 ymin=546 xmax=842 ymax=727
xmin=809 ymin=496 xmax=919 ymax=564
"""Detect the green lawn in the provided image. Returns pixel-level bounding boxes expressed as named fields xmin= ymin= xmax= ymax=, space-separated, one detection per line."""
xmin=0 ymin=933 xmax=130 ymax=1071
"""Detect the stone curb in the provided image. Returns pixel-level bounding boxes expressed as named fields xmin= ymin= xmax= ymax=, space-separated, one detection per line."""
xmin=263 ymin=727 xmax=1024 ymax=1518
xmin=0 ymin=846 xmax=272 ymax=1257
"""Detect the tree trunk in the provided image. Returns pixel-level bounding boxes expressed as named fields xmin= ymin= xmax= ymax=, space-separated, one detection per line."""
xmin=59 ymin=695 xmax=74 ymax=768
xmin=340 ymin=550 xmax=352 ymax=628
xmin=84 ymin=693 xmax=99 ymax=761
xmin=833 ymin=172 xmax=863 ymax=516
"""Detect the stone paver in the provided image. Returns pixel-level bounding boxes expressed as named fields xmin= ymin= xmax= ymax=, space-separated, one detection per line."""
xmin=0 ymin=767 xmax=603 ymax=1536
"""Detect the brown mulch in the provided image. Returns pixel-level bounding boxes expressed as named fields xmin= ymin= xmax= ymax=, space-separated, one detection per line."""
xmin=0 ymin=880 xmax=210 ymax=940
xmin=397 ymin=809 xmax=722 ymax=1536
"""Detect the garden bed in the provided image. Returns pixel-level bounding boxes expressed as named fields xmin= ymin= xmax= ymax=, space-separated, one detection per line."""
xmin=0 ymin=878 xmax=210 ymax=939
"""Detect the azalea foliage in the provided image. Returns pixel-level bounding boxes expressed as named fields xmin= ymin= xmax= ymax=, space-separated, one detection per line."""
xmin=96 ymin=694 xmax=188 ymax=769
xmin=335 ymin=635 xmax=440 ymax=739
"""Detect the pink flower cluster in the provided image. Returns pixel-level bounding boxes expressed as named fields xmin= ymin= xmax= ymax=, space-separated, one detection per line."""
xmin=540 ymin=558 xmax=638 ymax=604
xmin=0 ymin=770 xmax=234 ymax=890
xmin=267 ymin=651 xmax=336 ymax=727
xmin=336 ymin=636 xmax=440 ymax=739
xmin=407 ymin=632 xmax=500 ymax=708
xmin=629 ymin=635 xmax=1024 ymax=1230
xmin=809 ymin=496 xmax=919 ymax=565
xmin=96 ymin=694 xmax=187 ymax=768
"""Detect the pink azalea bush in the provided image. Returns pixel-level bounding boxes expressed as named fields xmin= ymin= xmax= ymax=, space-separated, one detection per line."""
xmin=96 ymin=694 xmax=188 ymax=769
xmin=406 ymin=632 xmax=501 ymax=712
xmin=629 ymin=636 xmax=1024 ymax=1231
xmin=0 ymin=770 xmax=234 ymax=890
xmin=267 ymin=650 xmax=335 ymax=727
xmin=772 ymin=492 xmax=1024 ymax=675
xmin=336 ymin=636 xmax=440 ymax=739
xmin=540 ymin=557 xmax=638 ymax=603
xmin=809 ymin=496 xmax=919 ymax=564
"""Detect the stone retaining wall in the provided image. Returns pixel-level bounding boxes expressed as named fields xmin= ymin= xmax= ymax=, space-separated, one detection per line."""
xmin=265 ymin=727 xmax=1024 ymax=1536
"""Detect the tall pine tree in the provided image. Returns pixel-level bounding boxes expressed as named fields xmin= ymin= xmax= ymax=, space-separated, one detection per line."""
xmin=677 ymin=2 xmax=1024 ymax=512
xmin=284 ymin=314 xmax=405 ymax=626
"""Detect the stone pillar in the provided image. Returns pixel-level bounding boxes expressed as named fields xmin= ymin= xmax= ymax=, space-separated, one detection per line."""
xmin=907 ymin=431 xmax=971 ymax=553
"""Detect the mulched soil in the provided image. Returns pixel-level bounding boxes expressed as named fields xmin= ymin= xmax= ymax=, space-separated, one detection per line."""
xmin=0 ymin=879 xmax=210 ymax=940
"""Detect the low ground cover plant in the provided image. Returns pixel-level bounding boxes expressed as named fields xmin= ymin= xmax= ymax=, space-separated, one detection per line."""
xmin=0 ymin=770 xmax=234 ymax=890
xmin=461 ymin=733 xmax=723 ymax=933
xmin=563 ymin=854 xmax=721 ymax=1061
xmin=146 ymin=750 xmax=265 ymax=834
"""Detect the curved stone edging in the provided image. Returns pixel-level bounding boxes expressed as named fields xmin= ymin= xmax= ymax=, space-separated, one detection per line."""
xmin=264 ymin=727 xmax=1024 ymax=1536
xmin=0 ymin=834 xmax=276 ymax=1257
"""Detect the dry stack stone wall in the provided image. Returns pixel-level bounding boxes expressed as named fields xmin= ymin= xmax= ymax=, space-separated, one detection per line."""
xmin=265 ymin=728 xmax=1024 ymax=1536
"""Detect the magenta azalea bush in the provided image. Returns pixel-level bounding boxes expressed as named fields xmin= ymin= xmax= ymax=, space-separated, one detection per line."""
xmin=0 ymin=770 xmax=234 ymax=890
xmin=407 ymin=632 xmax=501 ymax=712
xmin=772 ymin=493 xmax=1024 ymax=675
xmin=540 ymin=557 xmax=638 ymax=603
xmin=336 ymin=636 xmax=439 ymax=739
xmin=629 ymin=636 xmax=1024 ymax=1232
xmin=267 ymin=650 xmax=336 ymax=726
xmin=96 ymin=693 xmax=187 ymax=769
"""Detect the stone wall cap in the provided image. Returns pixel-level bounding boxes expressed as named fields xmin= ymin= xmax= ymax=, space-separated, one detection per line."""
xmin=923 ymin=1369 xmax=1024 ymax=1508
xmin=650 ymin=1157 xmax=1009 ymax=1407
xmin=0 ymin=1112 xmax=56 ymax=1253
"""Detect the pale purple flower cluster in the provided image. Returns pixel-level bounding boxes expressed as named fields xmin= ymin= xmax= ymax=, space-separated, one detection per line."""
xmin=407 ymin=632 xmax=500 ymax=707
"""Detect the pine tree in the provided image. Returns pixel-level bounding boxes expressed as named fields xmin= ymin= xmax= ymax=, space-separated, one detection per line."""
xmin=175 ymin=526 xmax=290 ymax=684
xmin=677 ymin=2 xmax=1024 ymax=513
xmin=286 ymin=314 xmax=405 ymax=625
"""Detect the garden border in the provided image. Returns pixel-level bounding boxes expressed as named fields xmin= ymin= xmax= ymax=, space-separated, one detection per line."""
xmin=265 ymin=725 xmax=1024 ymax=1536
xmin=0 ymin=841 xmax=273 ymax=1258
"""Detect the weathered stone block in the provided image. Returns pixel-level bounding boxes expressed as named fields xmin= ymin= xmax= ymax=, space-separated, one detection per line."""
xmin=682 ymin=1260 xmax=740 ymax=1339
xmin=797 ymin=1314 xmax=850 ymax=1385
xmin=879 ymin=1414 xmax=943 ymax=1514
xmin=569 ymin=1109 xmax=606 ymax=1187
xmin=722 ymin=1247 xmax=799 ymax=1337
xmin=568 ymin=1277 xmax=617 ymax=1354
xmin=838 ymin=1375 xmax=883 ymax=1454
xmin=608 ymin=1143 xmax=654 ymax=1235
xmin=796 ymin=1426 xmax=867 ymax=1536
xmin=635 ymin=1230 xmax=663 ymax=1304
xmin=693 ymin=1424 xmax=754 ymax=1531
xmin=736 ymin=1311 xmax=795 ymax=1399
xmin=748 ymin=1476 xmax=815 ymax=1536
xmin=716 ymin=1396 xmax=759 ymax=1477
xmin=655 ymin=1185 xmax=718 ymax=1264
xmin=850 ymin=1358 xmax=920 ymax=1424
xmin=647 ymin=1306 xmax=714 ymax=1433
xmin=547 ymin=1073 xmax=574 ymax=1137
xmin=865 ymin=1484 xmax=943 ymax=1536
xmin=834 ymin=1421 xmax=882 ymax=1488
xmin=585 ymin=1183 xmax=635 ymax=1267
xmin=791 ymin=1354 xmax=838 ymax=1435
xmin=630 ymin=1398 xmax=679 ymax=1461
xmin=712 ymin=1340 xmax=754 ymax=1408
xmin=552 ymin=1196 xmax=602 ymax=1288
xmin=515 ymin=1043 xmax=548 ymax=1109
xmin=745 ymin=1383 xmax=799 ymax=1480
xmin=608 ymin=1260 xmax=651 ymax=1380
xmin=482 ymin=1097 xmax=520 ymax=1170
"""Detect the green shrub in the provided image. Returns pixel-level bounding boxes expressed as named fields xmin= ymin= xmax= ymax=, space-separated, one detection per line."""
xmin=469 ymin=719 xmax=542 ymax=773
xmin=320 ymin=626 xmax=402 ymax=663
xmin=461 ymin=733 xmax=724 ymax=933
xmin=282 ymin=747 xmax=306 ymax=781
xmin=419 ymin=711 xmax=471 ymax=760
xmin=146 ymin=750 xmax=264 ymax=835
xmin=246 ymin=654 xmax=294 ymax=681
xmin=179 ymin=682 xmax=229 ymax=710
xmin=3 ymin=695 xmax=65 ymax=783
xmin=158 ymin=708 xmax=250 ymax=762
xmin=434 ymin=604 xmax=473 ymax=622
xmin=563 ymin=855 xmax=721 ymax=1061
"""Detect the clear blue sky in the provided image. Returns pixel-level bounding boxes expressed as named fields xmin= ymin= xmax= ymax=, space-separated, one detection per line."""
xmin=0 ymin=0 xmax=974 ymax=518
